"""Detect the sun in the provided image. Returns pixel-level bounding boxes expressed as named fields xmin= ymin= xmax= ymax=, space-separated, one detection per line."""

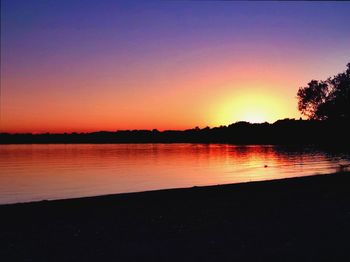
xmin=214 ymin=90 xmax=288 ymax=125
xmin=240 ymin=110 xmax=268 ymax=123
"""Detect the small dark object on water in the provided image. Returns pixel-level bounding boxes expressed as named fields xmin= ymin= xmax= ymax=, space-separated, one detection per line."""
xmin=338 ymin=164 xmax=350 ymax=172
xmin=264 ymin=165 xmax=268 ymax=168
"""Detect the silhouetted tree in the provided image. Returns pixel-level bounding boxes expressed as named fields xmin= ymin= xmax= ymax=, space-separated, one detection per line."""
xmin=297 ymin=63 xmax=350 ymax=120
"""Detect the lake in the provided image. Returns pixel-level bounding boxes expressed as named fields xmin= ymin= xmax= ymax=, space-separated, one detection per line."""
xmin=1 ymin=144 xmax=349 ymax=204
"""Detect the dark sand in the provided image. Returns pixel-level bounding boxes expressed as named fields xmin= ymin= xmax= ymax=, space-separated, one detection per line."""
xmin=1 ymin=172 xmax=350 ymax=261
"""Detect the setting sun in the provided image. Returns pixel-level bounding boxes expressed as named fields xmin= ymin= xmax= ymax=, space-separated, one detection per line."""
xmin=214 ymin=90 xmax=290 ymax=125
xmin=240 ymin=110 xmax=268 ymax=124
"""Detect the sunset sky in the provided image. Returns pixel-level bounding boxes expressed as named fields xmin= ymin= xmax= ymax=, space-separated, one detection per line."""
xmin=1 ymin=0 xmax=350 ymax=133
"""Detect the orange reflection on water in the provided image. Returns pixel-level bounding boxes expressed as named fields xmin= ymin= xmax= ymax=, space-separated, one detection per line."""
xmin=0 ymin=144 xmax=348 ymax=204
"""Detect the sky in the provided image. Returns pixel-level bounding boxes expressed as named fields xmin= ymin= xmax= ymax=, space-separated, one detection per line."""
xmin=1 ymin=0 xmax=350 ymax=133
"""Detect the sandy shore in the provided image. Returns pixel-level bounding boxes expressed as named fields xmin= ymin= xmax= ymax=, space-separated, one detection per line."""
xmin=1 ymin=172 xmax=350 ymax=261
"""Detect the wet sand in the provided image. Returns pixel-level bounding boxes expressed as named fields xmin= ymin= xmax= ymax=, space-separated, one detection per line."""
xmin=1 ymin=172 xmax=350 ymax=261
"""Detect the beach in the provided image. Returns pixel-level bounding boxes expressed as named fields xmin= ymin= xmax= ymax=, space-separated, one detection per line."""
xmin=1 ymin=172 xmax=350 ymax=261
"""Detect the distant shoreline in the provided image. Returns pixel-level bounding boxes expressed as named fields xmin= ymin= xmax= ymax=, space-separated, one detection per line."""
xmin=1 ymin=172 xmax=350 ymax=260
xmin=1 ymin=119 xmax=350 ymax=146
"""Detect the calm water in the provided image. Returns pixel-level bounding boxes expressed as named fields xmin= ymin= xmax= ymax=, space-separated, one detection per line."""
xmin=1 ymin=144 xmax=349 ymax=204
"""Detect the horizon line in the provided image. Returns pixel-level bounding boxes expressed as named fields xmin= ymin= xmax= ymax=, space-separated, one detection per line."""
xmin=0 ymin=117 xmax=315 ymax=135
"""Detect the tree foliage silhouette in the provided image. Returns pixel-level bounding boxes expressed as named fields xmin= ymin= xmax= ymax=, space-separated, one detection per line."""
xmin=297 ymin=63 xmax=350 ymax=120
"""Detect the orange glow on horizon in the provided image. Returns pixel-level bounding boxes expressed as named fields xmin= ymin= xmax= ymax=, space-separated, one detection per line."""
xmin=0 ymin=55 xmax=340 ymax=133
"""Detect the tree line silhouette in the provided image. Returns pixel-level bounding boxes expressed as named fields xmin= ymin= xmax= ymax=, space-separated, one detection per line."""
xmin=1 ymin=119 xmax=349 ymax=146
xmin=297 ymin=63 xmax=350 ymax=120
xmin=1 ymin=63 xmax=349 ymax=146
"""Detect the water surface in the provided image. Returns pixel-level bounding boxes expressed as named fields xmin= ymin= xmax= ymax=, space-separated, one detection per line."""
xmin=1 ymin=144 xmax=349 ymax=204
